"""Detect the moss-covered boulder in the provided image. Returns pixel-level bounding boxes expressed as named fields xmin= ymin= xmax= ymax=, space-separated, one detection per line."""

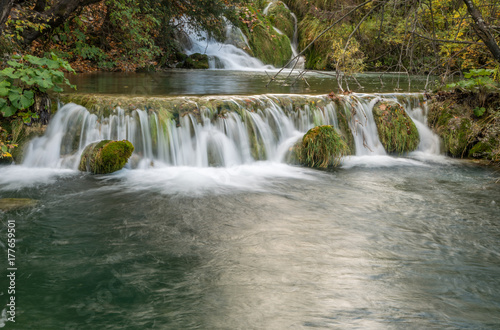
xmin=79 ymin=140 xmax=134 ymax=174
xmin=178 ymin=53 xmax=210 ymax=69
xmin=296 ymin=125 xmax=350 ymax=168
xmin=0 ymin=198 xmax=38 ymax=212
xmin=373 ymin=101 xmax=420 ymax=154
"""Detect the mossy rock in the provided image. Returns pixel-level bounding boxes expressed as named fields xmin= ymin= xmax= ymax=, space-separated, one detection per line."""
xmin=178 ymin=53 xmax=209 ymax=69
xmin=299 ymin=125 xmax=350 ymax=168
xmin=238 ymin=6 xmax=293 ymax=67
xmin=373 ymin=101 xmax=420 ymax=154
xmin=441 ymin=117 xmax=473 ymax=157
xmin=267 ymin=2 xmax=295 ymax=41
xmin=0 ymin=198 xmax=38 ymax=212
xmin=79 ymin=140 xmax=134 ymax=174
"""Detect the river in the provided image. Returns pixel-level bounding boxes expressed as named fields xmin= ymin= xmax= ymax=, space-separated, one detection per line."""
xmin=0 ymin=70 xmax=499 ymax=329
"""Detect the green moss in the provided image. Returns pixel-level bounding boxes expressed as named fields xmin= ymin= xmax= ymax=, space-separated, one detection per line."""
xmin=178 ymin=53 xmax=210 ymax=69
xmin=373 ymin=101 xmax=420 ymax=154
xmin=238 ymin=6 xmax=293 ymax=67
xmin=79 ymin=140 xmax=134 ymax=174
xmin=336 ymin=101 xmax=356 ymax=155
xmin=267 ymin=2 xmax=295 ymax=41
xmin=442 ymin=117 xmax=472 ymax=157
xmin=299 ymin=125 xmax=350 ymax=168
xmin=468 ymin=141 xmax=493 ymax=158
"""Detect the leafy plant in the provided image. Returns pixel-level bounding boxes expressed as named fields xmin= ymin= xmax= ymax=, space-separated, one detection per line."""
xmin=0 ymin=126 xmax=17 ymax=159
xmin=0 ymin=53 xmax=76 ymax=122
xmin=446 ymin=69 xmax=499 ymax=91
xmin=473 ymin=106 xmax=486 ymax=117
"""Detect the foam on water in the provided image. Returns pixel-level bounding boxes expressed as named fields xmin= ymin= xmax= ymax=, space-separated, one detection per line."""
xmin=101 ymin=162 xmax=317 ymax=195
xmin=0 ymin=166 xmax=76 ymax=191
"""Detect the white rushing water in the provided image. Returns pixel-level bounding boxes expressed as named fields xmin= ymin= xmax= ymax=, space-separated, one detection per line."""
xmin=20 ymin=93 xmax=440 ymax=171
xmin=182 ymin=1 xmax=304 ymax=70
xmin=182 ymin=23 xmax=275 ymax=71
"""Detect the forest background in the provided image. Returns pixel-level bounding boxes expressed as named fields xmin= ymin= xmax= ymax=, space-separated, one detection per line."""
xmin=1 ymin=0 xmax=499 ymax=75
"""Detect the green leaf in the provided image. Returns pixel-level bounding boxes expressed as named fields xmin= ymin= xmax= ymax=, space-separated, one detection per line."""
xmin=1 ymin=67 xmax=21 ymax=79
xmin=0 ymin=105 xmax=16 ymax=117
xmin=8 ymin=89 xmax=33 ymax=110
xmin=0 ymin=80 xmax=11 ymax=88
xmin=0 ymin=87 xmax=9 ymax=97
xmin=7 ymin=60 xmax=22 ymax=68
xmin=26 ymin=55 xmax=46 ymax=66
xmin=474 ymin=107 xmax=486 ymax=117
xmin=22 ymin=90 xmax=34 ymax=107
xmin=46 ymin=60 xmax=61 ymax=70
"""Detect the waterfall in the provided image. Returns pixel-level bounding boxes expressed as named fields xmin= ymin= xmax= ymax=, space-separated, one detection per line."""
xmin=182 ymin=23 xmax=274 ymax=71
xmin=22 ymin=94 xmax=440 ymax=170
xmin=181 ymin=1 xmax=304 ymax=70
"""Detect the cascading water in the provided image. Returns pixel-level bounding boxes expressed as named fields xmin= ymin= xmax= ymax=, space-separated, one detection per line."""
xmin=22 ymin=94 xmax=440 ymax=170
xmin=181 ymin=1 xmax=304 ymax=70
xmin=263 ymin=1 xmax=305 ymax=70
xmin=182 ymin=23 xmax=274 ymax=70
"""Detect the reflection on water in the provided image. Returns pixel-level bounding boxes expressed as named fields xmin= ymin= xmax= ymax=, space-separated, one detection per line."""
xmin=65 ymin=71 xmax=433 ymax=96
xmin=0 ymin=160 xmax=499 ymax=329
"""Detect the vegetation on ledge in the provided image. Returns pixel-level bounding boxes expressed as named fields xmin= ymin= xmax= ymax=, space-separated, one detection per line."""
xmin=428 ymin=91 xmax=500 ymax=164
xmin=372 ymin=101 xmax=420 ymax=154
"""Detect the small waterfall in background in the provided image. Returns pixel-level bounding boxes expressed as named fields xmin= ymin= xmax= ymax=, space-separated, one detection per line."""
xmin=182 ymin=23 xmax=275 ymax=70
xmin=22 ymin=94 xmax=440 ymax=170
xmin=263 ymin=0 xmax=305 ymax=70
xmin=181 ymin=1 xmax=305 ymax=70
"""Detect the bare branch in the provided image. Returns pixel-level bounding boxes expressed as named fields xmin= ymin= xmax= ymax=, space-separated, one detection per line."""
xmin=266 ymin=0 xmax=374 ymax=88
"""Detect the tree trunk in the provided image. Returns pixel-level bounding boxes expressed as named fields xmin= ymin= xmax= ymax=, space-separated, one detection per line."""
xmin=0 ymin=0 xmax=15 ymax=34
xmin=462 ymin=0 xmax=500 ymax=63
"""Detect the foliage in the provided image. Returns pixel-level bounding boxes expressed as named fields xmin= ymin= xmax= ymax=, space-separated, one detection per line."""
xmin=300 ymin=125 xmax=350 ymax=168
xmin=0 ymin=53 xmax=75 ymax=122
xmin=474 ymin=107 xmax=486 ymax=117
xmin=286 ymin=0 xmax=500 ymax=75
xmin=0 ymin=126 xmax=16 ymax=159
xmin=446 ymin=69 xmax=499 ymax=91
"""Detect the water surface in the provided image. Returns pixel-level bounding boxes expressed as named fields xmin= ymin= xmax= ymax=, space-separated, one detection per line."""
xmin=1 ymin=159 xmax=499 ymax=329
xmin=66 ymin=71 xmax=432 ymax=96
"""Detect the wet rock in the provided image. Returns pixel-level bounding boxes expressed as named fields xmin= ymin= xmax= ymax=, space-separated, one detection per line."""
xmin=178 ymin=53 xmax=210 ymax=69
xmin=79 ymin=140 xmax=134 ymax=174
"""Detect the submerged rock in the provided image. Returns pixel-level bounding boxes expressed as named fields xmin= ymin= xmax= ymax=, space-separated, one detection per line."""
xmin=373 ymin=101 xmax=420 ymax=154
xmin=79 ymin=140 xmax=134 ymax=174
xmin=0 ymin=198 xmax=38 ymax=212
xmin=295 ymin=125 xmax=350 ymax=168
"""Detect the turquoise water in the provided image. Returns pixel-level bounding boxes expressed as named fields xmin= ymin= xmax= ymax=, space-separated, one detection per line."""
xmin=0 ymin=158 xmax=499 ymax=329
